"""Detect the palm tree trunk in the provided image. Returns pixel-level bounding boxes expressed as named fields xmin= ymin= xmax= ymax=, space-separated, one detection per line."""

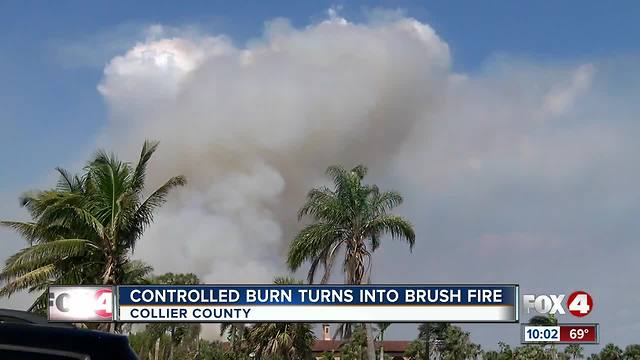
xmin=154 ymin=337 xmax=160 ymax=360
xmin=169 ymin=326 xmax=175 ymax=360
xmin=424 ymin=325 xmax=430 ymax=360
xmin=379 ymin=329 xmax=384 ymax=360
xmin=102 ymin=252 xmax=117 ymax=285
xmin=348 ymin=238 xmax=375 ymax=360
xmin=365 ymin=323 xmax=375 ymax=360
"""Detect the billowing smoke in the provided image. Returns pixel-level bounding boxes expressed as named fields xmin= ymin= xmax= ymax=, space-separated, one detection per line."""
xmin=95 ymin=9 xmax=638 ymax=343
xmin=97 ymin=11 xmax=452 ymax=283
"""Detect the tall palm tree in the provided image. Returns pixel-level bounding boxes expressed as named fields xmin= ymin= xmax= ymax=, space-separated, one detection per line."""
xmin=528 ymin=314 xmax=558 ymax=326
xmin=147 ymin=273 xmax=201 ymax=360
xmin=564 ymin=344 xmax=584 ymax=359
xmin=375 ymin=322 xmax=391 ymax=360
xmin=437 ymin=325 xmax=481 ymax=360
xmin=244 ymin=276 xmax=316 ymax=360
xmin=419 ymin=323 xmax=450 ymax=360
xmin=287 ymin=165 xmax=415 ymax=360
xmin=597 ymin=344 xmax=623 ymax=359
xmin=0 ymin=140 xmax=185 ymax=312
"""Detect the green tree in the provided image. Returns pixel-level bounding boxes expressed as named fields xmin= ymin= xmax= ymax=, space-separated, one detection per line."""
xmin=244 ymin=277 xmax=316 ymax=360
xmin=220 ymin=322 xmax=249 ymax=354
xmin=418 ymin=323 xmax=450 ymax=360
xmin=145 ymin=273 xmax=201 ymax=360
xmin=341 ymin=325 xmax=368 ymax=360
xmin=513 ymin=344 xmax=554 ymax=360
xmin=528 ymin=314 xmax=558 ymax=326
xmin=0 ymin=141 xmax=185 ymax=315
xmin=404 ymin=340 xmax=425 ymax=360
xmin=375 ymin=323 xmax=391 ymax=360
xmin=564 ymin=344 xmax=584 ymax=359
xmin=437 ymin=325 xmax=482 ymax=360
xmin=597 ymin=344 xmax=623 ymax=360
xmin=482 ymin=342 xmax=513 ymax=360
xmin=624 ymin=344 xmax=640 ymax=359
xmin=287 ymin=165 xmax=415 ymax=359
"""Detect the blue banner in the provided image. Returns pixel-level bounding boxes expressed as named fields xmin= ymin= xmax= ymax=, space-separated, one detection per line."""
xmin=118 ymin=284 xmax=517 ymax=306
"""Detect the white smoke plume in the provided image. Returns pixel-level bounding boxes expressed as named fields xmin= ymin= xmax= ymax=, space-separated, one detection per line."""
xmin=94 ymin=10 xmax=640 ymax=343
xmin=96 ymin=9 xmax=609 ymax=284
xmin=97 ymin=12 xmax=452 ymax=284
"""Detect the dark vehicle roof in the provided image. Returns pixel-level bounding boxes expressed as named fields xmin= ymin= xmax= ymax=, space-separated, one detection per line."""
xmin=0 ymin=308 xmax=73 ymax=327
xmin=0 ymin=323 xmax=138 ymax=360
xmin=0 ymin=319 xmax=138 ymax=360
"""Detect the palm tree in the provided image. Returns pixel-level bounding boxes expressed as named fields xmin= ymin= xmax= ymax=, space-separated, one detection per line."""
xmin=623 ymin=344 xmax=640 ymax=359
xmin=287 ymin=165 xmax=415 ymax=360
xmin=147 ymin=273 xmax=201 ymax=360
xmin=564 ymin=344 xmax=584 ymax=359
xmin=220 ymin=322 xmax=249 ymax=353
xmin=437 ymin=326 xmax=481 ymax=360
xmin=597 ymin=344 xmax=623 ymax=359
xmin=375 ymin=323 xmax=391 ymax=360
xmin=244 ymin=276 xmax=316 ymax=360
xmin=419 ymin=323 xmax=450 ymax=360
xmin=527 ymin=314 xmax=559 ymax=358
xmin=0 ymin=140 xmax=185 ymax=313
xmin=528 ymin=314 xmax=558 ymax=326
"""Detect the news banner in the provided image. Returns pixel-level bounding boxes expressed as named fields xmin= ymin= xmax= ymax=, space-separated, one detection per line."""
xmin=48 ymin=284 xmax=599 ymax=344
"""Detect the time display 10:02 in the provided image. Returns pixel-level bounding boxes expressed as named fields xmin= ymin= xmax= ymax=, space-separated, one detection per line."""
xmin=523 ymin=326 xmax=560 ymax=342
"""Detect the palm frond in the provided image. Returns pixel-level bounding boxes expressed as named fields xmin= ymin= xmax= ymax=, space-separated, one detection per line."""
xmin=1 ymin=239 xmax=95 ymax=278
xmin=127 ymin=175 xmax=186 ymax=249
xmin=350 ymin=165 xmax=368 ymax=180
xmin=130 ymin=140 xmax=160 ymax=192
xmin=121 ymin=260 xmax=154 ymax=284
xmin=371 ymin=190 xmax=403 ymax=215
xmin=273 ymin=276 xmax=303 ymax=285
xmin=0 ymin=221 xmax=41 ymax=244
xmin=70 ymin=207 xmax=106 ymax=239
xmin=287 ymin=223 xmax=342 ymax=271
xmin=0 ymin=264 xmax=56 ymax=297
xmin=365 ymin=215 xmax=415 ymax=250
xmin=28 ymin=290 xmax=49 ymax=314
xmin=55 ymin=167 xmax=83 ymax=192
xmin=298 ymin=187 xmax=340 ymax=221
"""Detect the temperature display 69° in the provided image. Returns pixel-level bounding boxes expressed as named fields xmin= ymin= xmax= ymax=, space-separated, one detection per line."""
xmin=521 ymin=324 xmax=599 ymax=344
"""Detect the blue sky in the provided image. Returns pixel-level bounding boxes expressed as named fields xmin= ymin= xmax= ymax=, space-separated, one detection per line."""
xmin=1 ymin=0 xmax=640 ymax=351
xmin=1 ymin=1 xmax=639 ymax=188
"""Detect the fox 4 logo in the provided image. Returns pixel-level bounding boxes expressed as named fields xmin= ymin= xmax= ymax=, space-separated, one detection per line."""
xmin=48 ymin=286 xmax=113 ymax=321
xmin=523 ymin=291 xmax=593 ymax=317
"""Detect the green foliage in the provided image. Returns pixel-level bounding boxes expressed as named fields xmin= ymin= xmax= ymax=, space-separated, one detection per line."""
xmin=624 ymin=344 xmax=640 ymax=359
xmin=217 ymin=277 xmax=315 ymax=360
xmin=340 ymin=325 xmax=368 ymax=360
xmin=154 ymin=272 xmax=200 ymax=285
xmin=564 ymin=344 xmax=585 ymax=359
xmin=132 ymin=272 xmax=202 ymax=359
xmin=320 ymin=351 xmax=337 ymax=360
xmin=404 ymin=339 xmax=425 ymax=360
xmin=375 ymin=322 xmax=391 ymax=341
xmin=437 ymin=325 xmax=482 ymax=360
xmin=0 ymin=140 xmax=184 ymax=312
xmin=287 ymin=164 xmax=415 ymax=285
xmin=593 ymin=343 xmax=623 ymax=360
xmin=287 ymin=164 xmax=415 ymax=357
xmin=528 ymin=314 xmax=558 ymax=326
xmin=246 ymin=322 xmax=315 ymax=360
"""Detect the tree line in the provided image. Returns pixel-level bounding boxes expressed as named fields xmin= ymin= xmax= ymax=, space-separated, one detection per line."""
xmin=1 ymin=141 xmax=637 ymax=359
